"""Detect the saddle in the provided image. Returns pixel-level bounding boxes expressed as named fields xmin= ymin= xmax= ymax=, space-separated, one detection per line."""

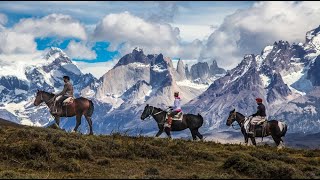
xmin=256 ymin=120 xmax=268 ymax=136
xmin=62 ymin=97 xmax=74 ymax=106
xmin=244 ymin=118 xmax=268 ymax=136
xmin=166 ymin=111 xmax=183 ymax=121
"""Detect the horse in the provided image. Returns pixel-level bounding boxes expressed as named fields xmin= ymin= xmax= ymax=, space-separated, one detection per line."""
xmin=33 ymin=90 xmax=94 ymax=135
xmin=140 ymin=104 xmax=204 ymax=140
xmin=226 ymin=109 xmax=287 ymax=149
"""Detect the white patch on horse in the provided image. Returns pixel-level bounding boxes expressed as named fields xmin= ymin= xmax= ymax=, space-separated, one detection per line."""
xmin=278 ymin=121 xmax=284 ymax=132
xmin=243 ymin=117 xmax=250 ymax=134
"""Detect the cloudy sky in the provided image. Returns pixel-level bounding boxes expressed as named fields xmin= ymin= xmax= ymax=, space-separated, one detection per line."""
xmin=1 ymin=1 xmax=320 ymax=78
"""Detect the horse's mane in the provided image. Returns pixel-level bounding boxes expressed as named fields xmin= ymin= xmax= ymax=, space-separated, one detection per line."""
xmin=40 ymin=90 xmax=54 ymax=96
xmin=149 ymin=106 xmax=166 ymax=113
xmin=236 ymin=111 xmax=246 ymax=118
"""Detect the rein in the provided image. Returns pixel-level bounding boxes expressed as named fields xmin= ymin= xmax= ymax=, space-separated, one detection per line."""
xmin=231 ymin=111 xmax=245 ymax=130
xmin=143 ymin=106 xmax=166 ymax=125
xmin=38 ymin=92 xmax=56 ymax=110
xmin=231 ymin=123 xmax=241 ymax=130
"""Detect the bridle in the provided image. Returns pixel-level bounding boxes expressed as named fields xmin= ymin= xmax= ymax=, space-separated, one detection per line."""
xmin=143 ymin=106 xmax=165 ymax=121
xmin=37 ymin=91 xmax=55 ymax=106
xmin=230 ymin=111 xmax=242 ymax=130
xmin=145 ymin=106 xmax=163 ymax=117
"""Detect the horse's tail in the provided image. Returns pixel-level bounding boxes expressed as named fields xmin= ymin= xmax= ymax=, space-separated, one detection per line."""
xmin=86 ymin=100 xmax=94 ymax=117
xmin=281 ymin=122 xmax=287 ymax=137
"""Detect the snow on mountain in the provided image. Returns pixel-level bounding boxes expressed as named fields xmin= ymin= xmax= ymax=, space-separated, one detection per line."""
xmin=0 ymin=47 xmax=97 ymax=126
xmin=184 ymin=25 xmax=320 ymax=133
xmin=3 ymin=26 xmax=320 ymax=136
xmin=84 ymin=49 xmax=210 ymax=134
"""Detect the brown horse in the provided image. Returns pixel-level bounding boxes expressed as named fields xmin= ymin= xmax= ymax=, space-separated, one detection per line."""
xmin=226 ymin=109 xmax=287 ymax=149
xmin=33 ymin=90 xmax=94 ymax=135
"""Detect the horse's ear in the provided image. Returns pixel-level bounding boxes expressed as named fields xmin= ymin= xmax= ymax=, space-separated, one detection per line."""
xmin=146 ymin=104 xmax=149 ymax=107
xmin=37 ymin=89 xmax=39 ymax=92
xmin=231 ymin=109 xmax=235 ymax=112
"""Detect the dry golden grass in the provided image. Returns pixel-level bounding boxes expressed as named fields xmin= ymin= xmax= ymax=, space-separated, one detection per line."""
xmin=0 ymin=119 xmax=319 ymax=179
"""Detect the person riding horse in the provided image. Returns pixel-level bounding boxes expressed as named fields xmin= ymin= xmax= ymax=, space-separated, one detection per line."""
xmin=248 ymin=98 xmax=266 ymax=135
xmin=165 ymin=91 xmax=182 ymax=130
xmin=51 ymin=76 xmax=74 ymax=115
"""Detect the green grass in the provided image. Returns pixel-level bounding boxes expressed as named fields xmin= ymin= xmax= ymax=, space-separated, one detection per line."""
xmin=0 ymin=123 xmax=319 ymax=179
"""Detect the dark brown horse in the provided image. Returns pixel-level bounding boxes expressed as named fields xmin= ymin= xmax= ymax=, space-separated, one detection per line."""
xmin=226 ymin=109 xmax=287 ymax=149
xmin=33 ymin=90 xmax=94 ymax=135
xmin=140 ymin=104 xmax=204 ymax=140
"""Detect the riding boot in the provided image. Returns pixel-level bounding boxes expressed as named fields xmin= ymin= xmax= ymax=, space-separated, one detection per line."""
xmin=168 ymin=116 xmax=172 ymax=127
xmin=164 ymin=116 xmax=172 ymax=131
xmin=59 ymin=104 xmax=64 ymax=116
xmin=55 ymin=104 xmax=62 ymax=116
xmin=51 ymin=103 xmax=58 ymax=115
xmin=252 ymin=126 xmax=256 ymax=137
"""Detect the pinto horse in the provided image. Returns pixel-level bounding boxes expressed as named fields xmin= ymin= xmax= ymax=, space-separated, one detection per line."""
xmin=140 ymin=104 xmax=204 ymax=140
xmin=33 ymin=90 xmax=94 ymax=135
xmin=226 ymin=109 xmax=287 ymax=148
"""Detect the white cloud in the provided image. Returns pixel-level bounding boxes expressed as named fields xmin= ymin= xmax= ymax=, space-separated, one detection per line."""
xmin=13 ymin=13 xmax=87 ymax=40
xmin=93 ymin=11 xmax=202 ymax=59
xmin=0 ymin=30 xmax=37 ymax=54
xmin=171 ymin=24 xmax=214 ymax=42
xmin=200 ymin=1 xmax=320 ymax=69
xmin=65 ymin=40 xmax=96 ymax=60
xmin=0 ymin=13 xmax=7 ymax=25
xmin=74 ymin=59 xmax=119 ymax=79
xmin=147 ymin=2 xmax=178 ymax=23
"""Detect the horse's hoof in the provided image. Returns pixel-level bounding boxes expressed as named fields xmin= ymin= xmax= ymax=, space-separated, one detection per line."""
xmin=277 ymin=145 xmax=284 ymax=150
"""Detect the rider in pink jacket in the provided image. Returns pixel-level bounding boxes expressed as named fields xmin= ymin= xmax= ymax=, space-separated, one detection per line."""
xmin=166 ymin=91 xmax=182 ymax=129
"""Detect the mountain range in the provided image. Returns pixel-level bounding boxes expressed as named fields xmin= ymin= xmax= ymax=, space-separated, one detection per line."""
xmin=1 ymin=26 xmax=320 ymax=138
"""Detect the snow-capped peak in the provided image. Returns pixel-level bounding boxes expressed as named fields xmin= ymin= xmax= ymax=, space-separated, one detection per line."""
xmin=133 ymin=47 xmax=143 ymax=52
xmin=44 ymin=47 xmax=68 ymax=61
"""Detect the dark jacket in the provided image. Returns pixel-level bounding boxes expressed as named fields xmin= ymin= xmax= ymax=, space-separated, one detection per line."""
xmin=251 ymin=103 xmax=266 ymax=117
xmin=57 ymin=81 xmax=74 ymax=97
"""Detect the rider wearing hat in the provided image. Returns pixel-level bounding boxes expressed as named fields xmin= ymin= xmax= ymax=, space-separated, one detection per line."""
xmin=165 ymin=91 xmax=182 ymax=130
xmin=51 ymin=76 xmax=74 ymax=115
xmin=248 ymin=98 xmax=266 ymax=135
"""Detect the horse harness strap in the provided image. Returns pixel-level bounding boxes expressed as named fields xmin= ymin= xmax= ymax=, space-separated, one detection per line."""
xmin=153 ymin=110 xmax=163 ymax=116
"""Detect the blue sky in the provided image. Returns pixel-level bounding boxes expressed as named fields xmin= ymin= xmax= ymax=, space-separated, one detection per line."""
xmin=0 ymin=1 xmax=253 ymax=64
xmin=1 ymin=1 xmax=320 ymax=78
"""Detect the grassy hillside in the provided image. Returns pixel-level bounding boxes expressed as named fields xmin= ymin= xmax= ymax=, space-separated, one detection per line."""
xmin=0 ymin=119 xmax=319 ymax=179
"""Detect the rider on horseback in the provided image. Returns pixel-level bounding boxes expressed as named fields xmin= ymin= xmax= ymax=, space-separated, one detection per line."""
xmin=51 ymin=76 xmax=74 ymax=115
xmin=248 ymin=98 xmax=266 ymax=135
xmin=165 ymin=91 xmax=182 ymax=130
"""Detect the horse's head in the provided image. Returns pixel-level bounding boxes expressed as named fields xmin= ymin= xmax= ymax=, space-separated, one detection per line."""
xmin=140 ymin=104 xmax=153 ymax=120
xmin=34 ymin=90 xmax=44 ymax=106
xmin=226 ymin=109 xmax=237 ymax=126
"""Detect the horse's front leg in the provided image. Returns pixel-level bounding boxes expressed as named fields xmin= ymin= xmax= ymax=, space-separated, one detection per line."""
xmin=250 ymin=137 xmax=257 ymax=146
xmin=241 ymin=129 xmax=249 ymax=146
xmin=244 ymin=135 xmax=249 ymax=146
xmin=54 ymin=116 xmax=60 ymax=128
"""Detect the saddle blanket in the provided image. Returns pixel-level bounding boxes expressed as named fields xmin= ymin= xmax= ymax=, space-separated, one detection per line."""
xmin=244 ymin=117 xmax=267 ymax=135
xmin=62 ymin=97 xmax=74 ymax=105
xmin=166 ymin=111 xmax=183 ymax=121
